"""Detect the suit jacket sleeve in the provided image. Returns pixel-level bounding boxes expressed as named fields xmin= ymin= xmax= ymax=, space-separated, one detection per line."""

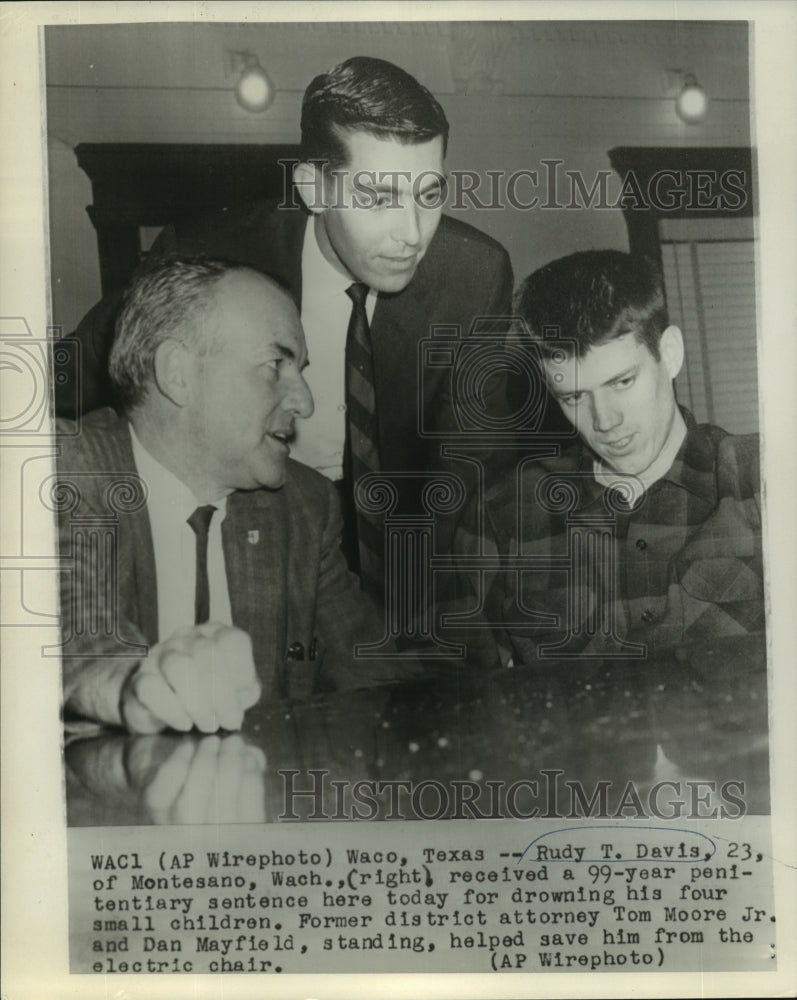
xmin=56 ymin=413 xmax=156 ymax=726
xmin=434 ymin=490 xmax=508 ymax=672
xmin=313 ymin=480 xmax=422 ymax=688
xmin=58 ymin=474 xmax=150 ymax=726
xmin=484 ymin=241 xmax=514 ymax=318
xmin=54 ymin=292 xmax=123 ymax=418
xmin=469 ymin=238 xmax=515 ymax=432
xmin=419 ymin=231 xmax=514 ymax=441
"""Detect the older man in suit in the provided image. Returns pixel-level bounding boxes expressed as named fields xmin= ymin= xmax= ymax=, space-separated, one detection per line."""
xmin=58 ymin=257 xmax=395 ymax=735
xmin=56 ymin=57 xmax=562 ymax=598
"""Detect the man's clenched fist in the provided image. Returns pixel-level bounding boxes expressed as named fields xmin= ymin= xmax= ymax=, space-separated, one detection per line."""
xmin=121 ymin=622 xmax=260 ymax=734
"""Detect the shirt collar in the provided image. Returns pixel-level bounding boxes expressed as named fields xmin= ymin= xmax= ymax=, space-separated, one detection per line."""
xmin=660 ymin=408 xmax=721 ymax=506
xmin=302 ymin=215 xmax=359 ymax=297
xmin=301 ymin=216 xmax=378 ymax=314
xmin=129 ymin=423 xmax=227 ymax=520
xmin=592 ymin=406 xmax=688 ymax=498
xmin=576 ymin=407 xmax=718 ymax=511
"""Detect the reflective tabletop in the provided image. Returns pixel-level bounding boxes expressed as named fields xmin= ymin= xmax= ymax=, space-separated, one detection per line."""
xmin=66 ymin=634 xmax=769 ymax=825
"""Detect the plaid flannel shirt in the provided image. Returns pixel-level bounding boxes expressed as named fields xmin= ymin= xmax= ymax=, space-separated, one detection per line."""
xmin=444 ymin=410 xmax=763 ymax=667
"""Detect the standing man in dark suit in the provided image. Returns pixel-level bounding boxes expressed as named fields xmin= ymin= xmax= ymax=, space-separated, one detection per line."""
xmin=56 ymin=57 xmax=525 ymax=597
xmin=57 ymin=257 xmax=396 ymax=734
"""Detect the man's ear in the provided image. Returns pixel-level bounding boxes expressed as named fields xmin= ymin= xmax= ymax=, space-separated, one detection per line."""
xmin=293 ymin=161 xmax=328 ymax=215
xmin=153 ymin=338 xmax=192 ymax=407
xmin=659 ymin=325 xmax=685 ymax=380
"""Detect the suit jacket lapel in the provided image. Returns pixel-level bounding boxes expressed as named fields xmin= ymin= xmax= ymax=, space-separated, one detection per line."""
xmin=106 ymin=416 xmax=159 ymax=644
xmin=223 ymin=488 xmax=287 ymax=695
xmin=371 ymin=251 xmax=436 ymax=471
xmin=259 ymin=205 xmax=307 ymax=310
xmin=132 ymin=497 xmax=158 ymax=645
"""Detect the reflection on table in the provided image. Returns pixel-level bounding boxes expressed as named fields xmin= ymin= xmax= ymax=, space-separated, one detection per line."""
xmin=66 ymin=634 xmax=769 ymax=825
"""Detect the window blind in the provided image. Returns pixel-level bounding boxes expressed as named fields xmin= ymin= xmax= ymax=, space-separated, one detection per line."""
xmin=659 ymin=217 xmax=758 ymax=435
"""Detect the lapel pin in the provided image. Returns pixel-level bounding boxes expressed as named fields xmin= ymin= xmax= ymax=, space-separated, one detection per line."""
xmin=247 ymin=530 xmax=260 ymax=545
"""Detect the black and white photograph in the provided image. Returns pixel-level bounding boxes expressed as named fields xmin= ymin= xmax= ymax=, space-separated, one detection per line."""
xmin=1 ymin=3 xmax=795 ymax=997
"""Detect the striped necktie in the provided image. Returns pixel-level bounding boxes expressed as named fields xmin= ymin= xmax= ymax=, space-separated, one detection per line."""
xmin=187 ymin=504 xmax=216 ymax=624
xmin=344 ymin=282 xmax=383 ymax=598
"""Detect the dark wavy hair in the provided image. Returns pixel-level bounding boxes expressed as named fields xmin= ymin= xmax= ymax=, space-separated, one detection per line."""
xmin=514 ymin=250 xmax=669 ymax=361
xmin=301 ymin=56 xmax=449 ymax=170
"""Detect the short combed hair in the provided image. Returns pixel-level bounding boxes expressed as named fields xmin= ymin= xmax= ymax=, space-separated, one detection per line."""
xmin=514 ymin=250 xmax=669 ymax=361
xmin=109 ymin=256 xmax=259 ymax=413
xmin=301 ymin=56 xmax=449 ymax=170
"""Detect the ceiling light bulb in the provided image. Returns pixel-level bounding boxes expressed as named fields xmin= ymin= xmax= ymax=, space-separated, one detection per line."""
xmin=676 ymin=75 xmax=708 ymax=124
xmin=235 ymin=59 xmax=274 ymax=112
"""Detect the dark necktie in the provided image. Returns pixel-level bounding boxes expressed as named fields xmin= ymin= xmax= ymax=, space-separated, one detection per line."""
xmin=344 ymin=282 xmax=383 ymax=597
xmin=187 ymin=505 xmax=217 ymax=625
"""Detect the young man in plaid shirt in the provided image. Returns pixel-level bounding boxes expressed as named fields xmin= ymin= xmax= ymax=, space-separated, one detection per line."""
xmin=447 ymin=250 xmax=763 ymax=669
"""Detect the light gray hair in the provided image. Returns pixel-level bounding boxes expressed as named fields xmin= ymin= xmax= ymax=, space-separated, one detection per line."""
xmin=109 ymin=256 xmax=267 ymax=412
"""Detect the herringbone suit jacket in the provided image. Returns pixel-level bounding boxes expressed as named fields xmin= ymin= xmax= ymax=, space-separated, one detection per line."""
xmin=57 ymin=409 xmax=395 ymax=724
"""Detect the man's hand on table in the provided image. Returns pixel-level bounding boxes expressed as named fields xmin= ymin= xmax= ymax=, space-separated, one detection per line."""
xmin=131 ymin=733 xmax=267 ymax=824
xmin=120 ymin=622 xmax=261 ymax=734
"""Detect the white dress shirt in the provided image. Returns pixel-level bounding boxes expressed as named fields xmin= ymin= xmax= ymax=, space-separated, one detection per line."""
xmin=130 ymin=427 xmax=232 ymax=641
xmin=290 ymin=218 xmax=377 ymax=481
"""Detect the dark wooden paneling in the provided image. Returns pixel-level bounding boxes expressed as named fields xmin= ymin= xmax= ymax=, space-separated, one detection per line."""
xmin=76 ymin=143 xmax=301 ymax=294
xmin=608 ymin=146 xmax=755 ymax=262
